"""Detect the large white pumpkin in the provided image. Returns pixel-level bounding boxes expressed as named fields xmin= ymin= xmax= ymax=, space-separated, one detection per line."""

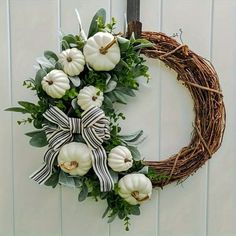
xmin=59 ymin=48 xmax=85 ymax=76
xmin=77 ymin=85 xmax=104 ymax=110
xmin=41 ymin=69 xmax=70 ymax=98
xmin=58 ymin=142 xmax=92 ymax=176
xmin=118 ymin=173 xmax=152 ymax=205
xmin=83 ymin=32 xmax=120 ymax=71
xmin=108 ymin=146 xmax=133 ymax=172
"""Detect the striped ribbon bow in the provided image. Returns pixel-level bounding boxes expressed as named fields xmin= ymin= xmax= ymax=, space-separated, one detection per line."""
xmin=30 ymin=105 xmax=114 ymax=192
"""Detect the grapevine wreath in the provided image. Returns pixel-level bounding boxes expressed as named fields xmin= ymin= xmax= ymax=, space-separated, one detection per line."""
xmin=7 ymin=9 xmax=225 ymax=230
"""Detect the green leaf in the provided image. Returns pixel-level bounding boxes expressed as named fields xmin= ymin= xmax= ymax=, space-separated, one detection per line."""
xmin=127 ymin=146 xmax=141 ymax=161
xmin=118 ymin=211 xmax=126 ymax=220
xmin=105 ymin=80 xmax=117 ymax=93
xmin=44 ymin=171 xmax=59 ymax=188
xmin=44 ymin=50 xmax=58 ymax=62
xmin=102 ymin=206 xmax=110 ymax=218
xmin=117 ymin=36 xmax=130 ymax=52
xmin=78 ymin=184 xmax=88 ymax=202
xmin=130 ymin=205 xmax=140 ymax=215
xmin=25 ymin=130 xmax=44 ymax=137
xmin=113 ymin=91 xmax=128 ymax=104
xmin=107 ymin=214 xmax=117 ymax=223
xmin=62 ymin=35 xmax=77 ymax=45
xmin=33 ymin=119 xmax=43 ymax=129
xmin=59 ymin=171 xmax=76 ymax=188
xmin=138 ymin=166 xmax=149 ymax=174
xmin=61 ymin=40 xmax=70 ymax=50
xmin=103 ymin=95 xmax=113 ymax=109
xmin=35 ymin=69 xmax=47 ymax=87
xmin=5 ymin=107 xmax=29 ymax=114
xmin=119 ymin=130 xmax=144 ymax=143
xmin=29 ymin=130 xmax=48 ymax=147
xmin=115 ymin=87 xmax=136 ymax=97
xmin=55 ymin=62 xmax=63 ymax=70
xmin=109 ymin=169 xmax=119 ymax=183
xmin=88 ymin=8 xmax=106 ymax=37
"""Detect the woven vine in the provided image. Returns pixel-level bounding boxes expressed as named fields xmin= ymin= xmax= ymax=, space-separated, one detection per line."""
xmin=141 ymin=32 xmax=226 ymax=187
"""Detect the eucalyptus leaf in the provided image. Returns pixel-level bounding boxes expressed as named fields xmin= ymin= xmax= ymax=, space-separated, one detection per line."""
xmin=29 ymin=130 xmax=48 ymax=147
xmin=63 ymin=34 xmax=77 ymax=45
xmin=113 ymin=91 xmax=128 ymax=104
xmin=5 ymin=107 xmax=29 ymax=114
xmin=59 ymin=171 xmax=76 ymax=188
xmin=102 ymin=206 xmax=110 ymax=218
xmin=109 ymin=169 xmax=119 ymax=183
xmin=35 ymin=69 xmax=47 ymax=87
xmin=61 ymin=40 xmax=70 ymax=50
xmin=118 ymin=211 xmax=126 ymax=219
xmin=107 ymin=214 xmax=117 ymax=223
xmin=88 ymin=8 xmax=106 ymax=37
xmin=117 ymin=36 xmax=130 ymax=52
xmin=127 ymin=146 xmax=141 ymax=161
xmin=69 ymin=76 xmax=81 ymax=87
xmin=115 ymin=87 xmax=136 ymax=97
xmin=138 ymin=166 xmax=149 ymax=174
xmin=78 ymin=184 xmax=88 ymax=202
xmin=119 ymin=130 xmax=144 ymax=143
xmin=44 ymin=171 xmax=59 ymax=188
xmin=71 ymin=98 xmax=79 ymax=110
xmin=105 ymin=80 xmax=117 ymax=93
xmin=33 ymin=119 xmax=43 ymax=129
xmin=44 ymin=50 xmax=58 ymax=62
xmin=103 ymin=95 xmax=113 ymax=110
xmin=130 ymin=205 xmax=140 ymax=215
xmin=25 ymin=130 xmax=44 ymax=137
xmin=133 ymin=42 xmax=154 ymax=50
xmin=36 ymin=57 xmax=54 ymax=68
xmin=105 ymin=73 xmax=111 ymax=85
xmin=55 ymin=62 xmax=63 ymax=70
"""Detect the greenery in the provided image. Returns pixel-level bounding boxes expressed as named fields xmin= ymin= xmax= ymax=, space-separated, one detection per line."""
xmin=6 ymin=8 xmax=154 ymax=230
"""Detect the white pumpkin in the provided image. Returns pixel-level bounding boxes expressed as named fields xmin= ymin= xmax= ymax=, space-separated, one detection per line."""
xmin=41 ymin=69 xmax=70 ymax=98
xmin=108 ymin=146 xmax=133 ymax=172
xmin=58 ymin=142 xmax=92 ymax=176
xmin=118 ymin=173 xmax=152 ymax=205
xmin=83 ymin=32 xmax=120 ymax=71
xmin=59 ymin=48 xmax=85 ymax=76
xmin=77 ymin=85 xmax=104 ymax=110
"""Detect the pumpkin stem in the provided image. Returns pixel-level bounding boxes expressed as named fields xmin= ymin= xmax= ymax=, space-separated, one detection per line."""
xmin=45 ymin=80 xmax=53 ymax=85
xmin=59 ymin=161 xmax=79 ymax=171
xmin=124 ymin=158 xmax=131 ymax=163
xmin=66 ymin=56 xmax=73 ymax=62
xmin=131 ymin=191 xmax=149 ymax=202
xmin=99 ymin=37 xmax=117 ymax=55
xmin=92 ymin=96 xmax=97 ymax=101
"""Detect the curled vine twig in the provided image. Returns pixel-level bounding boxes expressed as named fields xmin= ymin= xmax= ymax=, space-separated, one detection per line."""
xmin=141 ymin=32 xmax=226 ymax=187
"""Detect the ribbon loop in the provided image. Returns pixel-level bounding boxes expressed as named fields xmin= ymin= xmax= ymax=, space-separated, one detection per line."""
xmin=30 ymin=105 xmax=114 ymax=192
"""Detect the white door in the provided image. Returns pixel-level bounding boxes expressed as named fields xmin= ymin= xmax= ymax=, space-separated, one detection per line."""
xmin=1 ymin=0 xmax=235 ymax=235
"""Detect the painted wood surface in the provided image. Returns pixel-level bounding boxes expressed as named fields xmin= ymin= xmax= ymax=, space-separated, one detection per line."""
xmin=0 ymin=1 xmax=235 ymax=236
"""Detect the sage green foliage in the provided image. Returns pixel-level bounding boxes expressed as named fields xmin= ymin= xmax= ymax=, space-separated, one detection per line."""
xmin=6 ymin=8 xmax=154 ymax=230
xmin=146 ymin=167 xmax=170 ymax=185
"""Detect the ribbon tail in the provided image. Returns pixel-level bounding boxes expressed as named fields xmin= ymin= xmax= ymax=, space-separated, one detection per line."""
xmin=91 ymin=146 xmax=114 ymax=192
xmin=30 ymin=148 xmax=59 ymax=185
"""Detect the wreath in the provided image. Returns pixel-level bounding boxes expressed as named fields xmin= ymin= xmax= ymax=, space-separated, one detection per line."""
xmin=6 ymin=9 xmax=225 ymax=230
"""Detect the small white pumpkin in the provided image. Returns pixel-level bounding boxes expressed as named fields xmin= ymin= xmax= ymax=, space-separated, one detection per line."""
xmin=77 ymin=85 xmax=104 ymax=110
xmin=108 ymin=146 xmax=133 ymax=172
xmin=83 ymin=32 xmax=121 ymax=71
xmin=41 ymin=69 xmax=70 ymax=98
xmin=58 ymin=142 xmax=92 ymax=176
xmin=59 ymin=48 xmax=85 ymax=76
xmin=118 ymin=173 xmax=152 ymax=205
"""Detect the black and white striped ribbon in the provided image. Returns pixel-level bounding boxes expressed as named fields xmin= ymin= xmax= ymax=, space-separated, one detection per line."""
xmin=30 ymin=106 xmax=114 ymax=192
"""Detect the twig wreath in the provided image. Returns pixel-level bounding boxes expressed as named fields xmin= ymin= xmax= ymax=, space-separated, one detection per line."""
xmin=6 ymin=9 xmax=225 ymax=230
